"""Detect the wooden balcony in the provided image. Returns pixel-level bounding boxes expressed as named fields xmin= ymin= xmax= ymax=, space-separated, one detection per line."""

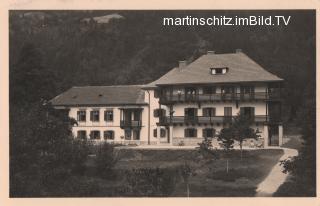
xmin=159 ymin=92 xmax=281 ymax=104
xmin=159 ymin=115 xmax=277 ymax=126
xmin=120 ymin=120 xmax=142 ymax=128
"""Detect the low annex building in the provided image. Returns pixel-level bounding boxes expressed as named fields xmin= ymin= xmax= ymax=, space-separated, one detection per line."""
xmin=50 ymin=50 xmax=284 ymax=148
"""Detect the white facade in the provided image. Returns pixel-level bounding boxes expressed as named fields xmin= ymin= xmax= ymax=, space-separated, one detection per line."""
xmin=54 ymin=51 xmax=284 ymax=148
xmin=66 ymin=82 xmax=283 ymax=148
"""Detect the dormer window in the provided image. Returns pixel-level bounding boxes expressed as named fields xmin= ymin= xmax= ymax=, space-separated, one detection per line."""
xmin=210 ymin=67 xmax=228 ymax=75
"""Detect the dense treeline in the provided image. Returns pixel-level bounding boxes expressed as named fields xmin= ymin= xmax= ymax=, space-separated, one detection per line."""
xmin=10 ymin=10 xmax=315 ymax=122
xmin=9 ymin=10 xmax=315 ymax=196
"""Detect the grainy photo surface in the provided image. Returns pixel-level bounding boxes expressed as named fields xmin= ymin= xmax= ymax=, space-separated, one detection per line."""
xmin=9 ymin=10 xmax=315 ymax=197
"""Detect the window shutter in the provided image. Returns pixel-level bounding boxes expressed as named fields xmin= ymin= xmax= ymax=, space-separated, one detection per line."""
xmin=90 ymin=111 xmax=93 ymax=121
xmin=251 ymin=107 xmax=255 ymax=116
xmin=77 ymin=111 xmax=80 ymax=121
xmin=184 ymin=129 xmax=188 ymax=137
xmin=240 ymin=107 xmax=244 ymax=115
xmin=212 ymin=108 xmax=216 ymax=116
xmin=202 ymin=129 xmax=207 ymax=138
xmin=194 ymin=129 xmax=197 ymax=137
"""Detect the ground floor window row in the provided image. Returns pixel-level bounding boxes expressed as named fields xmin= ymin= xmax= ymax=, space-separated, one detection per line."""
xmin=153 ymin=128 xmax=217 ymax=138
xmin=77 ymin=129 xmax=141 ymax=140
xmin=184 ymin=128 xmax=216 ymax=138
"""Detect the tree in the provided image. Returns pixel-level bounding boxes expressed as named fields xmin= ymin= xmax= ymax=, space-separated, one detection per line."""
xmin=10 ymin=102 xmax=90 ymax=196
xmin=10 ymin=42 xmax=57 ymax=106
xmin=217 ymin=128 xmax=234 ymax=173
xmin=230 ymin=113 xmax=261 ymax=160
xmin=277 ymin=96 xmax=316 ymax=196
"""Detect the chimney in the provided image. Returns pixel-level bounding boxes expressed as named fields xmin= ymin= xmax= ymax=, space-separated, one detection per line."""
xmin=235 ymin=49 xmax=242 ymax=53
xmin=179 ymin=60 xmax=187 ymax=70
xmin=207 ymin=51 xmax=215 ymax=55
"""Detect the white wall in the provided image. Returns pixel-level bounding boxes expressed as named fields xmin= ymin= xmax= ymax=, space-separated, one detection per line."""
xmin=69 ymin=105 xmax=148 ymax=142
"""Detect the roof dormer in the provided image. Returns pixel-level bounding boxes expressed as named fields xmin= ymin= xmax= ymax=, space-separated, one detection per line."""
xmin=210 ymin=67 xmax=229 ymax=75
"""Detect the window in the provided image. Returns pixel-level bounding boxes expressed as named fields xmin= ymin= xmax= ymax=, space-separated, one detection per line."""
xmin=90 ymin=110 xmax=100 ymax=122
xmin=203 ymin=108 xmax=216 ymax=116
xmin=185 ymin=87 xmax=197 ymax=100
xmin=104 ymin=130 xmax=114 ymax=140
xmin=154 ymin=90 xmax=159 ymax=98
xmin=154 ymin=109 xmax=165 ymax=117
xmin=90 ymin=130 xmax=100 ymax=140
xmin=215 ymin=68 xmax=223 ymax=74
xmin=125 ymin=129 xmax=131 ymax=140
xmin=224 ymin=107 xmax=232 ymax=116
xmin=224 ymin=107 xmax=233 ymax=123
xmin=184 ymin=128 xmax=197 ymax=138
xmin=203 ymin=86 xmax=216 ymax=94
xmin=240 ymin=107 xmax=255 ymax=119
xmin=160 ymin=128 xmax=166 ymax=138
xmin=133 ymin=129 xmax=140 ymax=140
xmin=210 ymin=67 xmax=228 ymax=75
xmin=104 ymin=110 xmax=113 ymax=122
xmin=154 ymin=109 xmax=159 ymax=117
xmin=153 ymin=129 xmax=157 ymax=137
xmin=241 ymin=86 xmax=254 ymax=94
xmin=203 ymin=128 xmax=215 ymax=138
xmin=77 ymin=110 xmax=86 ymax=122
xmin=77 ymin=130 xmax=87 ymax=139
xmin=221 ymin=86 xmax=235 ymax=94
xmin=185 ymin=108 xmax=198 ymax=122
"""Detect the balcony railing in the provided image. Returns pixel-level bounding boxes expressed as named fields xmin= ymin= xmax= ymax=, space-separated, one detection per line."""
xmin=159 ymin=115 xmax=276 ymax=125
xmin=159 ymin=92 xmax=281 ymax=104
xmin=120 ymin=120 xmax=142 ymax=128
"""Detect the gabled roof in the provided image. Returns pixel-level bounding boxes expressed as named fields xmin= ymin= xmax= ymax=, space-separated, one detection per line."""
xmin=145 ymin=52 xmax=283 ymax=87
xmin=50 ymin=85 xmax=146 ymax=106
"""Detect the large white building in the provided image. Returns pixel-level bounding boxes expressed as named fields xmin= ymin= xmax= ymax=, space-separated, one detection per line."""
xmin=50 ymin=50 xmax=284 ymax=148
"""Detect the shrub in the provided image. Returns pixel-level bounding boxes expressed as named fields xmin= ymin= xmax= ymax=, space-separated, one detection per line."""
xmin=198 ymin=137 xmax=219 ymax=160
xmin=69 ymin=139 xmax=90 ymax=175
xmin=123 ymin=167 xmax=179 ymax=197
xmin=95 ymin=142 xmax=118 ymax=179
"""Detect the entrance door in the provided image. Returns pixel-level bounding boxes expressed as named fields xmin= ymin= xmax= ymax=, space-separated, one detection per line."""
xmin=268 ymin=125 xmax=279 ymax=146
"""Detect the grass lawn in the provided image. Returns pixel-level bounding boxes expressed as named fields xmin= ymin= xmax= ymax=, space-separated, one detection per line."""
xmin=58 ymin=148 xmax=284 ymax=197
xmin=113 ymin=148 xmax=284 ymax=197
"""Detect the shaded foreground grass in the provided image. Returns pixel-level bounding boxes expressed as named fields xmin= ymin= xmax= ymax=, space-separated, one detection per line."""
xmin=35 ymin=149 xmax=284 ymax=197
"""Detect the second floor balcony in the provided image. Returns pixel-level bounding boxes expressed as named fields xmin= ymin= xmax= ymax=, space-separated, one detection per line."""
xmin=120 ymin=120 xmax=142 ymax=128
xmin=159 ymin=91 xmax=281 ymax=104
xmin=159 ymin=115 xmax=280 ymax=126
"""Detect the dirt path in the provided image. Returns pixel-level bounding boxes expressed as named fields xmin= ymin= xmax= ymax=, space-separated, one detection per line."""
xmin=255 ymin=147 xmax=298 ymax=196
